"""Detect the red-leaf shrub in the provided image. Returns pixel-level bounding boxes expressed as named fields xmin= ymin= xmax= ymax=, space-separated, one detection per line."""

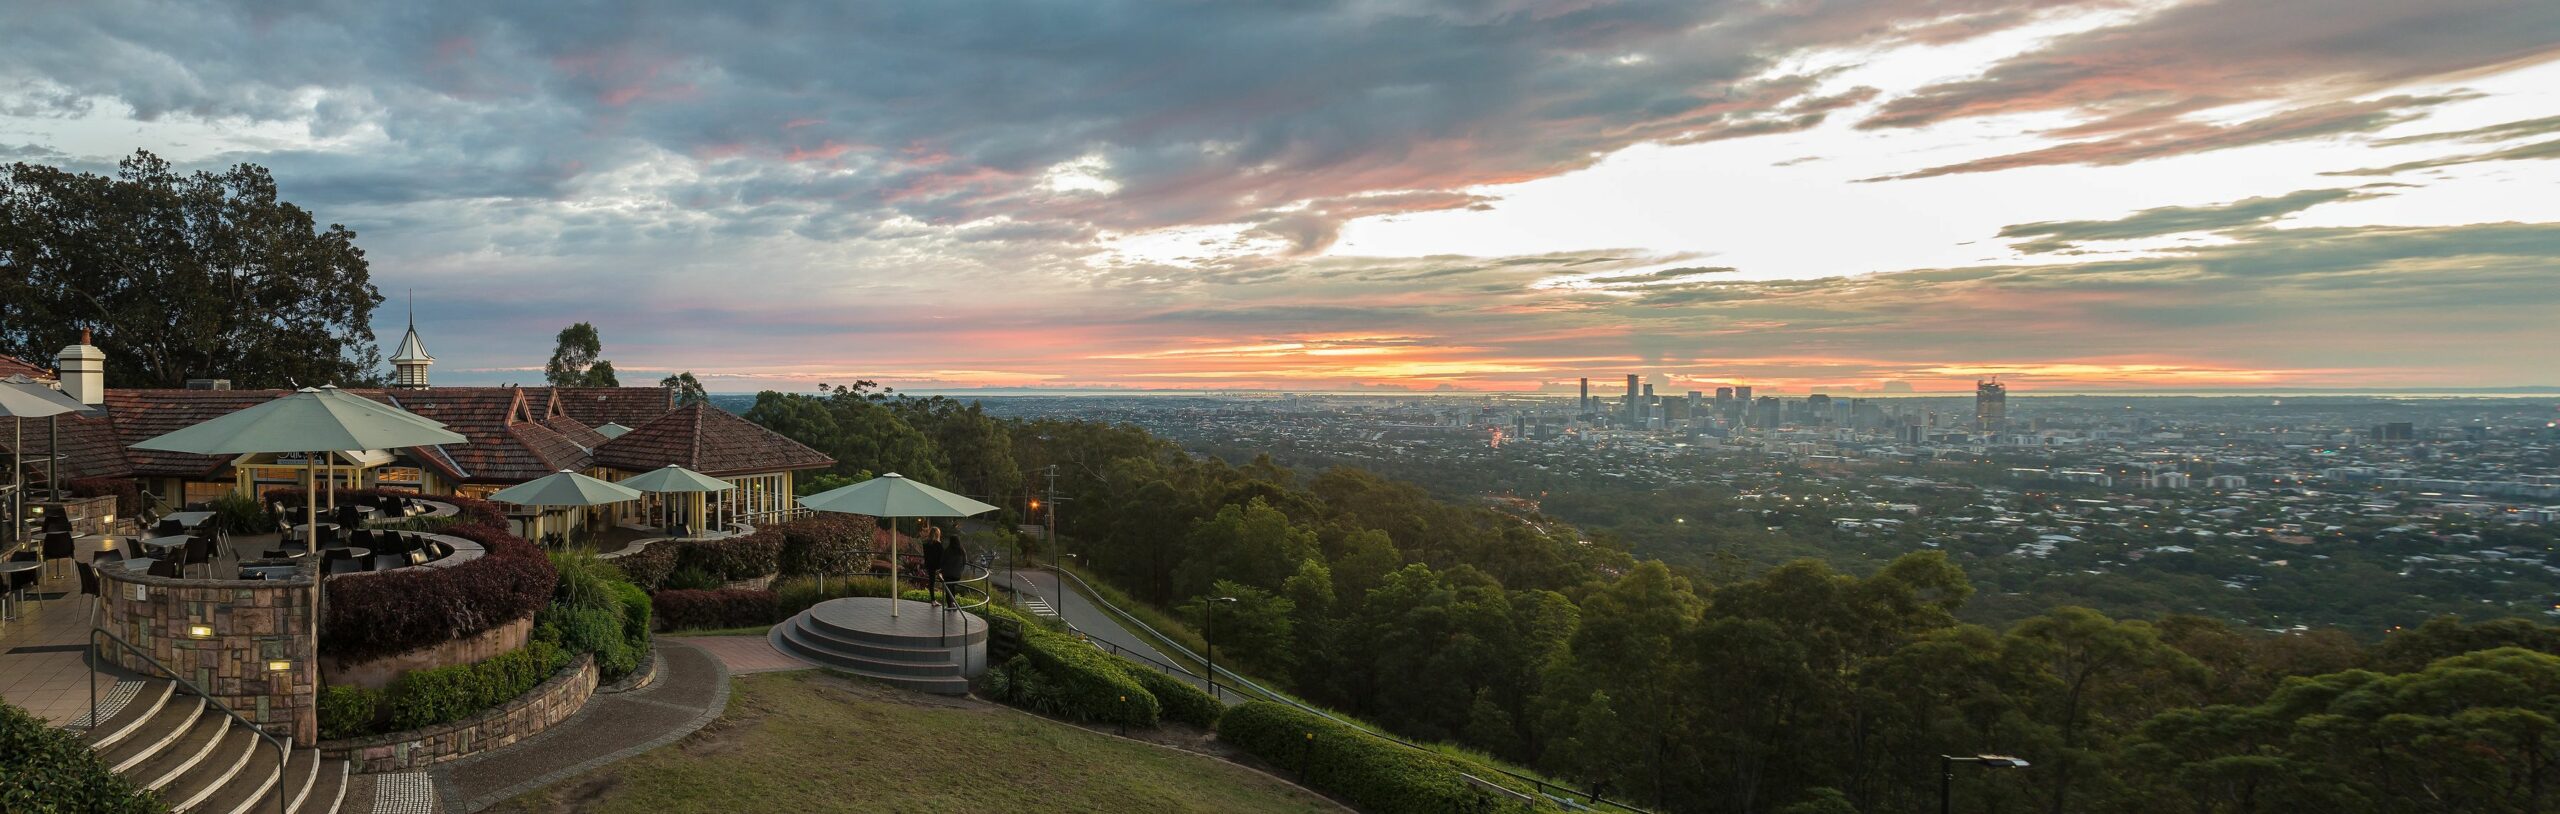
xmin=650 ymin=588 xmax=780 ymax=631
xmin=616 ymin=542 xmax=677 ymax=591
xmin=673 ymin=528 xmax=784 ymax=581
xmin=779 ymin=513 xmax=875 ymax=577
xmin=303 ymin=489 xmax=558 ymax=664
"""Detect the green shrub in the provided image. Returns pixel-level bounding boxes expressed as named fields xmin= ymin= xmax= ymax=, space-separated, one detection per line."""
xmin=383 ymin=642 xmax=566 ymax=732
xmin=318 ymin=685 xmax=382 ymax=740
xmin=662 ymin=566 xmax=722 ymax=591
xmin=1217 ymin=701 xmax=1546 ymax=814
xmin=977 ymin=606 xmax=1160 ymax=728
xmin=1129 ymin=666 xmax=1222 ymax=728
xmin=555 ymin=607 xmax=639 ymax=679
xmin=549 ymin=550 xmax=622 ymax=612
xmin=208 ymin=490 xmax=275 ymax=535
xmin=0 ymin=700 xmax=161 ymax=813
xmin=609 ymin=581 xmax=653 ymax=653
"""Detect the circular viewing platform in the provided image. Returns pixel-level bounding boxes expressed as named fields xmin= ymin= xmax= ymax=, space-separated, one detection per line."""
xmin=770 ymin=597 xmax=987 ymax=695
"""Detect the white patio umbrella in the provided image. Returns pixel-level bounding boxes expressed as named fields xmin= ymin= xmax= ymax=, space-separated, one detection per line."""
xmin=797 ymin=472 xmax=999 ymax=617
xmin=129 ymin=386 xmax=466 ymax=556
xmin=487 ymin=469 xmax=644 ymax=542
xmin=0 ymin=376 xmax=87 ymax=547
xmin=616 ymin=465 xmax=733 ymax=534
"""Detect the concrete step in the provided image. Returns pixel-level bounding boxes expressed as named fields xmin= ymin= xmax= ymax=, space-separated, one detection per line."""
xmin=779 ymin=628 xmax=962 ymax=679
xmin=97 ymin=693 xmax=203 ymax=772
xmin=771 ymin=626 xmax=968 ymax=695
xmin=182 ymin=734 xmax=284 ymax=814
xmin=290 ymin=759 xmax=349 ymax=814
xmin=85 ymin=681 xmax=176 ymax=752
xmin=781 ymin=619 xmax=967 ymax=664
xmin=156 ymin=721 xmax=258 ymax=809
xmin=129 ymin=711 xmax=231 ymax=792
xmin=800 ymin=607 xmax=986 ymax=648
xmin=778 ymin=625 xmax=962 ymax=676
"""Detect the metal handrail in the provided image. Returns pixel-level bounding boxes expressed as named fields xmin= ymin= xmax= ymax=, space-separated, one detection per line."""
xmin=1040 ymin=566 xmax=1650 ymax=814
xmin=90 ymin=627 xmax=290 ymax=814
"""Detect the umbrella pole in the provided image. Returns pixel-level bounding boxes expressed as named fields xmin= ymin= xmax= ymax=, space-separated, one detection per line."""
xmin=890 ymin=517 xmax=899 ymax=618
xmin=307 ymin=458 xmax=320 ymax=556
xmin=11 ymin=417 xmax=21 ymax=548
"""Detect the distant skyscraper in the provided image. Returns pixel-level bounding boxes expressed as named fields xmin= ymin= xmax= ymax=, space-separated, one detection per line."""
xmin=1624 ymin=374 xmax=1640 ymax=426
xmin=1975 ymin=379 xmax=2007 ymax=431
xmin=1579 ymin=377 xmax=1590 ymax=413
xmin=1734 ymin=385 xmax=1753 ymax=402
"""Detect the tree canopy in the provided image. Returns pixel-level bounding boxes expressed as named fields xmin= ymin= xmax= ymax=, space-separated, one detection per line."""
xmin=0 ymin=150 xmax=382 ymax=388
xmin=543 ymin=322 xmax=619 ymax=387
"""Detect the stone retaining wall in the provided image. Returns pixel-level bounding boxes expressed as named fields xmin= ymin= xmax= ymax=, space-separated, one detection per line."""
xmin=319 ymin=654 xmax=598 ymax=774
xmin=98 ymin=559 xmax=321 ymax=743
xmin=42 ymin=495 xmax=119 ymax=538
xmin=320 ymin=615 xmax=534 ymax=690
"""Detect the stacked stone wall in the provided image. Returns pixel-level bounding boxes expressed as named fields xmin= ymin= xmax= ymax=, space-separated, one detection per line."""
xmin=318 ymin=654 xmax=597 ymax=773
xmin=98 ymin=560 xmax=320 ymax=743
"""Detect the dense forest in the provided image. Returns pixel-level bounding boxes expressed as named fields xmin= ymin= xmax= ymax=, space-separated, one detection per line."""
xmin=746 ymin=386 xmax=2560 ymax=813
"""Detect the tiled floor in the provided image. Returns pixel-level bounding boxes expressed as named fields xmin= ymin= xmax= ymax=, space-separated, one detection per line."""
xmin=1 ymin=532 xmax=132 ymax=724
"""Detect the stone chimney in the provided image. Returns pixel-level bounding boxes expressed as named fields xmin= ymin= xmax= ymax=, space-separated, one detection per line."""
xmin=58 ymin=329 xmax=104 ymax=405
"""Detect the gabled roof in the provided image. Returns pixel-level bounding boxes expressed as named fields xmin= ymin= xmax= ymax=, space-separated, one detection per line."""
xmin=592 ymin=401 xmax=833 ymax=477
xmin=536 ymin=386 xmax=674 ymax=429
xmin=386 ymin=387 xmax=596 ymax=483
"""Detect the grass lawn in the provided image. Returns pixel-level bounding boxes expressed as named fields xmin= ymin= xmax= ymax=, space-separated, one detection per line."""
xmin=485 ymin=670 xmax=1340 ymax=814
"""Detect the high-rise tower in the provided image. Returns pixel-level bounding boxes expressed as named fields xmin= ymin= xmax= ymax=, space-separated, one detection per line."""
xmin=1975 ymin=379 xmax=2007 ymax=432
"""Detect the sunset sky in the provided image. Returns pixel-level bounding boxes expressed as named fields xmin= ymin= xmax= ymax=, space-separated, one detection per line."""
xmin=5 ymin=1 xmax=2557 ymax=394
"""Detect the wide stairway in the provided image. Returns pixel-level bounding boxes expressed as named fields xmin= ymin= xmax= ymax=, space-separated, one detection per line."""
xmin=771 ymin=597 xmax=987 ymax=695
xmin=83 ymin=680 xmax=350 ymax=814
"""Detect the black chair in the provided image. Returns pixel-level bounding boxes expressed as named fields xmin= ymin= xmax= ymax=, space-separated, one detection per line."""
xmin=261 ymin=548 xmax=295 ymax=560
xmin=154 ymin=517 xmax=185 ymax=537
xmin=42 ymin=531 xmax=75 ymax=579
xmin=93 ymin=546 xmax=125 ymax=564
xmin=181 ymin=536 xmax=217 ymax=578
xmin=317 ymin=525 xmax=342 ymax=547
xmin=351 ymin=529 xmax=378 ymax=550
xmin=75 ymin=561 xmax=100 ymax=616
xmin=147 ymin=558 xmax=183 ymax=579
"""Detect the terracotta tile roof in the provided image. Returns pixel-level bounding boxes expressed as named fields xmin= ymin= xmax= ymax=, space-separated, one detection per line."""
xmin=536 ymin=386 xmax=674 ymax=429
xmin=385 ymin=388 xmax=594 ymax=483
xmin=0 ymin=355 xmax=52 ymax=380
xmin=593 ymin=401 xmax=834 ymax=477
xmin=4 ymin=409 xmax=131 ymax=481
xmin=544 ymin=415 xmax=610 ymax=451
xmin=106 ymin=389 xmax=302 ymax=478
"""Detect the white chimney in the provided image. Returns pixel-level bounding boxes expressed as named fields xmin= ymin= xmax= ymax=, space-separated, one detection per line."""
xmin=59 ymin=329 xmax=104 ymax=405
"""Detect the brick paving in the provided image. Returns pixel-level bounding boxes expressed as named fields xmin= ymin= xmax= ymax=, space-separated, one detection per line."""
xmin=432 ymin=642 xmax=729 ymax=813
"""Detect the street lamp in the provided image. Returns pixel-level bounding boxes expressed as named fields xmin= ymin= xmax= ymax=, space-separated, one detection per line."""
xmin=1203 ymin=596 xmax=1238 ymax=700
xmin=1940 ymin=754 xmax=2031 ymax=814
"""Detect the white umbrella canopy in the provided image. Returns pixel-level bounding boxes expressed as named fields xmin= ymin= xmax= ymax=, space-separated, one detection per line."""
xmin=798 ymin=472 xmax=999 ymax=518
xmin=618 ymin=465 xmax=733 ymax=494
xmin=798 ymin=473 xmax=998 ymax=617
xmin=129 ymin=386 xmax=468 ymax=555
xmin=488 ymin=469 xmax=645 ymax=507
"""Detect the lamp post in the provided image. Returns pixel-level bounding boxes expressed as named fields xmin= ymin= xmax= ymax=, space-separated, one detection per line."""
xmin=1939 ymin=754 xmax=2031 ymax=814
xmin=1202 ymin=596 xmax=1237 ymax=700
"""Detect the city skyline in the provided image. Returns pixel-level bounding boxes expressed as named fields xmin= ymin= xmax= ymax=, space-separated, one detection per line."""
xmin=5 ymin=1 xmax=2558 ymax=393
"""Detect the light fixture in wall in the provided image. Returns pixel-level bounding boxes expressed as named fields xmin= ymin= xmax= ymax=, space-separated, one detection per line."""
xmin=266 ymin=660 xmax=292 ymax=673
xmin=187 ymin=624 xmax=213 ymax=639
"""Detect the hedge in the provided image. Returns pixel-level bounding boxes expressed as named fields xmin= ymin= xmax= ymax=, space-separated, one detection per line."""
xmin=779 ymin=512 xmax=875 ymax=576
xmin=652 ymin=588 xmax=781 ymax=631
xmin=67 ymin=476 xmax=142 ymax=517
xmin=675 ymin=528 xmax=784 ymax=581
xmin=311 ymin=490 xmax=557 ymax=664
xmin=382 ymin=642 xmax=567 ymax=733
xmin=1217 ymin=701 xmax=1548 ymax=814
xmin=0 ymin=700 xmax=161 ymax=814
xmin=978 ymin=605 xmax=1159 ymax=728
xmin=1128 ymin=666 xmax=1223 ymax=728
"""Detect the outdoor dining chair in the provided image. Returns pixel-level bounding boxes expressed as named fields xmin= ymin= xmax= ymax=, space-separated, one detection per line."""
xmin=42 ymin=530 xmax=76 ymax=579
xmin=75 ymin=561 xmax=100 ymax=617
xmin=147 ymin=558 xmax=184 ymax=579
xmin=181 ymin=536 xmax=218 ymax=578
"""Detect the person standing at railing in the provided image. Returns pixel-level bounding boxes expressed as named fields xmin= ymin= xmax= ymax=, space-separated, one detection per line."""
xmin=919 ymin=526 xmax=948 ymax=606
xmin=938 ymin=531 xmax=970 ymax=610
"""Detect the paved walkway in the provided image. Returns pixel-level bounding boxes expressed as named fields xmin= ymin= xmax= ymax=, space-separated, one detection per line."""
xmin=430 ymin=641 xmax=729 ymax=813
xmin=667 ymin=634 xmax=812 ymax=674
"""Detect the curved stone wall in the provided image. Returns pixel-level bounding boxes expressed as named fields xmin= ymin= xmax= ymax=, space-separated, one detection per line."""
xmin=97 ymin=559 xmax=321 ymax=743
xmin=318 ymin=654 xmax=598 ymax=774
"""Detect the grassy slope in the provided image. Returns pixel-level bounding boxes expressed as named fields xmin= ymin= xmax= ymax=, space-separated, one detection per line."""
xmin=486 ymin=670 xmax=1338 ymax=814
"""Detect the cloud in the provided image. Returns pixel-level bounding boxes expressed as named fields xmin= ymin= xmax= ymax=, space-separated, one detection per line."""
xmin=1996 ymin=187 xmax=2383 ymax=252
xmin=1862 ymin=0 xmax=2560 ymax=132
xmin=1867 ymin=95 xmax=2459 ymax=180
xmin=2325 ymin=137 xmax=2560 ymax=177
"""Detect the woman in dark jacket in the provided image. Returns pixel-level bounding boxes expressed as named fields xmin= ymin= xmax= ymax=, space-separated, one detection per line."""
xmin=917 ymin=528 xmax=948 ymax=605
xmin=937 ymin=532 xmax=970 ymax=609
